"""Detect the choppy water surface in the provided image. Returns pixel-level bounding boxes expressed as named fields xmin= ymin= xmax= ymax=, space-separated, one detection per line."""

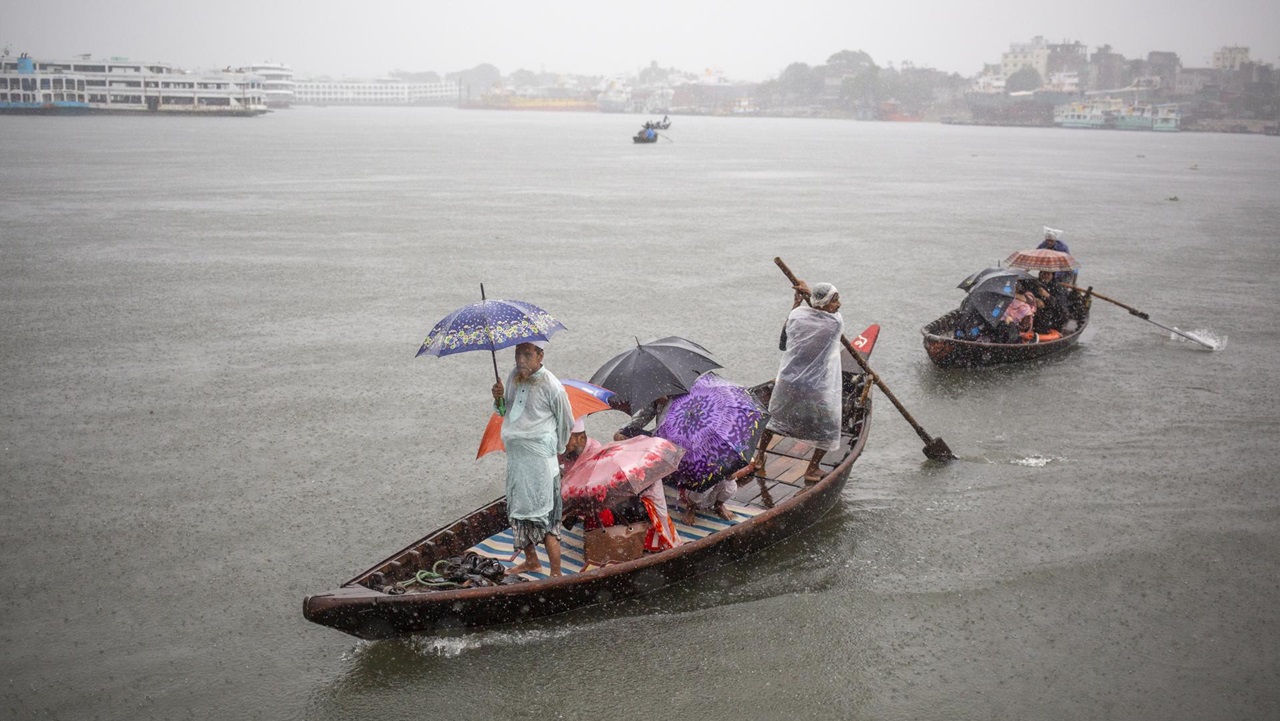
xmin=2 ymin=109 xmax=1278 ymax=720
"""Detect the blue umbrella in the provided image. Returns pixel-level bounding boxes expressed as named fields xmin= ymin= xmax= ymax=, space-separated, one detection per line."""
xmin=417 ymin=284 xmax=566 ymax=385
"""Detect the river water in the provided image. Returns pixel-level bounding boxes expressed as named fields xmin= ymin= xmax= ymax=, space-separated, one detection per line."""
xmin=2 ymin=109 xmax=1278 ymax=720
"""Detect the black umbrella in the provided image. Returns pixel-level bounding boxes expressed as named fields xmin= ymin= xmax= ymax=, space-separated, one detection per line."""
xmin=959 ymin=268 xmax=1035 ymax=327
xmin=589 ymin=337 xmax=722 ymax=413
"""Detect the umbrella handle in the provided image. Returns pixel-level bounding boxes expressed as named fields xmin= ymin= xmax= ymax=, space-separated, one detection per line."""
xmin=482 ymin=283 xmax=504 ymax=413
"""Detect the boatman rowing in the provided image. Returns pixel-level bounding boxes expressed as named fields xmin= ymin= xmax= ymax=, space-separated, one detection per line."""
xmin=491 ymin=341 xmax=574 ymax=577
xmin=754 ymin=279 xmax=845 ymax=484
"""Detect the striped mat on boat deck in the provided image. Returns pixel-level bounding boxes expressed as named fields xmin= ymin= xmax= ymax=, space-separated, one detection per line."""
xmin=470 ymin=499 xmax=766 ymax=581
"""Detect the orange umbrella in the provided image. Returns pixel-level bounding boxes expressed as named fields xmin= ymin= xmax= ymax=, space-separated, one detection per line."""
xmin=1005 ymin=248 xmax=1080 ymax=273
xmin=476 ymin=380 xmax=616 ymax=459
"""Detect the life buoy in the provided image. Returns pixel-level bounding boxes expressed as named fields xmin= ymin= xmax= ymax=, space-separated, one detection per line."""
xmin=1020 ymin=329 xmax=1062 ymax=343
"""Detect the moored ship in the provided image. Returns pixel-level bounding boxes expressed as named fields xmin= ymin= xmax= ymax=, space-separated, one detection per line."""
xmin=598 ymin=79 xmax=631 ymax=113
xmin=247 ymin=62 xmax=294 ymax=109
xmin=1053 ymin=99 xmax=1179 ymax=132
xmin=0 ymin=54 xmax=90 ymax=114
xmin=1054 ymin=98 xmax=1120 ymax=129
xmin=1113 ymin=103 xmax=1154 ymax=130
xmin=1 ymin=53 xmax=267 ymax=116
xmin=1152 ymin=104 xmax=1180 ymax=132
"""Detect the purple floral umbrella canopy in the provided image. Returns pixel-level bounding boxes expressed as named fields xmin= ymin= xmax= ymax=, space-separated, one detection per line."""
xmin=655 ymin=373 xmax=768 ymax=492
xmin=416 ymin=298 xmax=565 ymax=357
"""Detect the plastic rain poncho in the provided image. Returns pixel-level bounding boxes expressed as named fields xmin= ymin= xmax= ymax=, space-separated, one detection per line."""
xmin=498 ymin=367 xmax=573 ymax=523
xmin=767 ymin=306 xmax=844 ymax=451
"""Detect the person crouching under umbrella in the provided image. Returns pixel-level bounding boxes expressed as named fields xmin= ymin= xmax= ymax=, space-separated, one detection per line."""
xmin=492 ymin=341 xmax=574 ymax=576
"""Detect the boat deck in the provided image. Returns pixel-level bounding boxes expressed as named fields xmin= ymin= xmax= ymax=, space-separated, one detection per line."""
xmin=469 ymin=432 xmax=854 ymax=580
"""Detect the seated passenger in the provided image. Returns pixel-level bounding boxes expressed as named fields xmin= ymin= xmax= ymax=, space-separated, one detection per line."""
xmin=1032 ymin=271 xmax=1070 ymax=333
xmin=559 ymin=418 xmax=602 ymax=476
xmin=614 ymin=396 xmax=673 ymax=441
xmin=561 ymin=421 xmax=682 ymax=548
xmin=999 ymin=286 xmax=1037 ymax=342
xmin=678 ymin=460 xmax=757 ymax=524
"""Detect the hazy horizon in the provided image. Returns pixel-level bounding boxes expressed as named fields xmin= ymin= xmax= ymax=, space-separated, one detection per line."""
xmin=7 ymin=0 xmax=1279 ymax=81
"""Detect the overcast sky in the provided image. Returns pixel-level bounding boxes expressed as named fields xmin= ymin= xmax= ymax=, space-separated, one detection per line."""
xmin=8 ymin=0 xmax=1279 ymax=80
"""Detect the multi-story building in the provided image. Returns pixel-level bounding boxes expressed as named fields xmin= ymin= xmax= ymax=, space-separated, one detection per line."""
xmin=1173 ymin=67 xmax=1216 ymax=96
xmin=293 ymin=78 xmax=459 ymax=106
xmin=1002 ymin=36 xmax=1051 ymax=84
xmin=1212 ymin=47 xmax=1250 ymax=71
xmin=1089 ymin=46 xmax=1130 ymax=92
xmin=1047 ymin=41 xmax=1089 ymax=78
xmin=1146 ymin=51 xmax=1182 ymax=91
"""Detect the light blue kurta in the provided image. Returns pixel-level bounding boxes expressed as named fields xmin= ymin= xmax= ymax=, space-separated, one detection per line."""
xmin=497 ymin=366 xmax=573 ymax=523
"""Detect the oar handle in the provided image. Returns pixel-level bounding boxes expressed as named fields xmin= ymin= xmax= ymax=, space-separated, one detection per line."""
xmin=1063 ymin=283 xmax=1148 ymax=319
xmin=1063 ymin=283 xmax=1214 ymax=348
xmin=773 ymin=257 xmax=806 ymax=297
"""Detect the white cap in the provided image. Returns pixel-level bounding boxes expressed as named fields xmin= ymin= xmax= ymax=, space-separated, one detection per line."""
xmin=1043 ymin=226 xmax=1063 ymax=240
xmin=571 ymin=417 xmax=585 ymax=433
xmin=811 ymin=282 xmax=839 ymax=307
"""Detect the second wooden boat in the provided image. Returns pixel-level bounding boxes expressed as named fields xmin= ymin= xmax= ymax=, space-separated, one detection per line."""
xmin=921 ymin=306 xmax=1090 ymax=368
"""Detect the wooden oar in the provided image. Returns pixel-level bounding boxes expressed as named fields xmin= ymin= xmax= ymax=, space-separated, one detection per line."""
xmin=774 ymin=257 xmax=957 ymax=461
xmin=1064 ymin=284 xmax=1216 ymax=349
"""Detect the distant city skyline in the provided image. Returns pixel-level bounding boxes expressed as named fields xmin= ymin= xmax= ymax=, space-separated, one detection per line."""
xmin=7 ymin=0 xmax=1278 ymax=81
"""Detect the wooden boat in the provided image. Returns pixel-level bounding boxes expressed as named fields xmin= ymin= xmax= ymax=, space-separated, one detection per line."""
xmin=633 ymin=130 xmax=659 ymax=143
xmin=303 ymin=376 xmax=874 ymax=640
xmin=921 ymin=306 xmax=1090 ymax=368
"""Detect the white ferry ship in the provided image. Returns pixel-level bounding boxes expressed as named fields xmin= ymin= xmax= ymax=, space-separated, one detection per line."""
xmin=247 ymin=62 xmax=294 ymax=108
xmin=597 ymin=79 xmax=631 ymax=113
xmin=1152 ymin=104 xmax=1180 ymax=132
xmin=1053 ymin=98 xmax=1122 ymax=129
xmin=1053 ymin=98 xmax=1180 ymax=132
xmin=0 ymin=52 xmax=267 ymax=116
xmin=0 ymin=54 xmax=90 ymax=114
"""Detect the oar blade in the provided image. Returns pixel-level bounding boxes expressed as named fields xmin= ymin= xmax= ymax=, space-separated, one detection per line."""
xmin=923 ymin=437 xmax=958 ymax=461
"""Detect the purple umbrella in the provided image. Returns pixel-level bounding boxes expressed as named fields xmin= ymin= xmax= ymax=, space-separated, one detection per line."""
xmin=655 ymin=373 xmax=768 ymax=492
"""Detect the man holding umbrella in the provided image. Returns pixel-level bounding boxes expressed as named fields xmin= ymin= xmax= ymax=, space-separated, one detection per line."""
xmin=491 ymin=341 xmax=574 ymax=577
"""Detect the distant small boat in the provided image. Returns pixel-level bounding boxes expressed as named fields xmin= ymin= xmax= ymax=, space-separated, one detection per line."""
xmin=633 ymin=116 xmax=669 ymax=143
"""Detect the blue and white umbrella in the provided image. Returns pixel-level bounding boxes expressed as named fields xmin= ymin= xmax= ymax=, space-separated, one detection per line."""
xmin=417 ymin=285 xmax=566 ymax=387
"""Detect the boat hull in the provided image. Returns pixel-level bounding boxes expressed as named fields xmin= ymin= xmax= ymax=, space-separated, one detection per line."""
xmin=304 ymin=383 xmax=872 ymax=640
xmin=0 ymin=101 xmax=91 ymax=115
xmin=921 ymin=309 xmax=1089 ymax=368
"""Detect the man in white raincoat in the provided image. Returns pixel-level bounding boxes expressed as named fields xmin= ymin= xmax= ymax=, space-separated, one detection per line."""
xmin=491 ymin=341 xmax=573 ymax=576
xmin=754 ymin=279 xmax=844 ymax=483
